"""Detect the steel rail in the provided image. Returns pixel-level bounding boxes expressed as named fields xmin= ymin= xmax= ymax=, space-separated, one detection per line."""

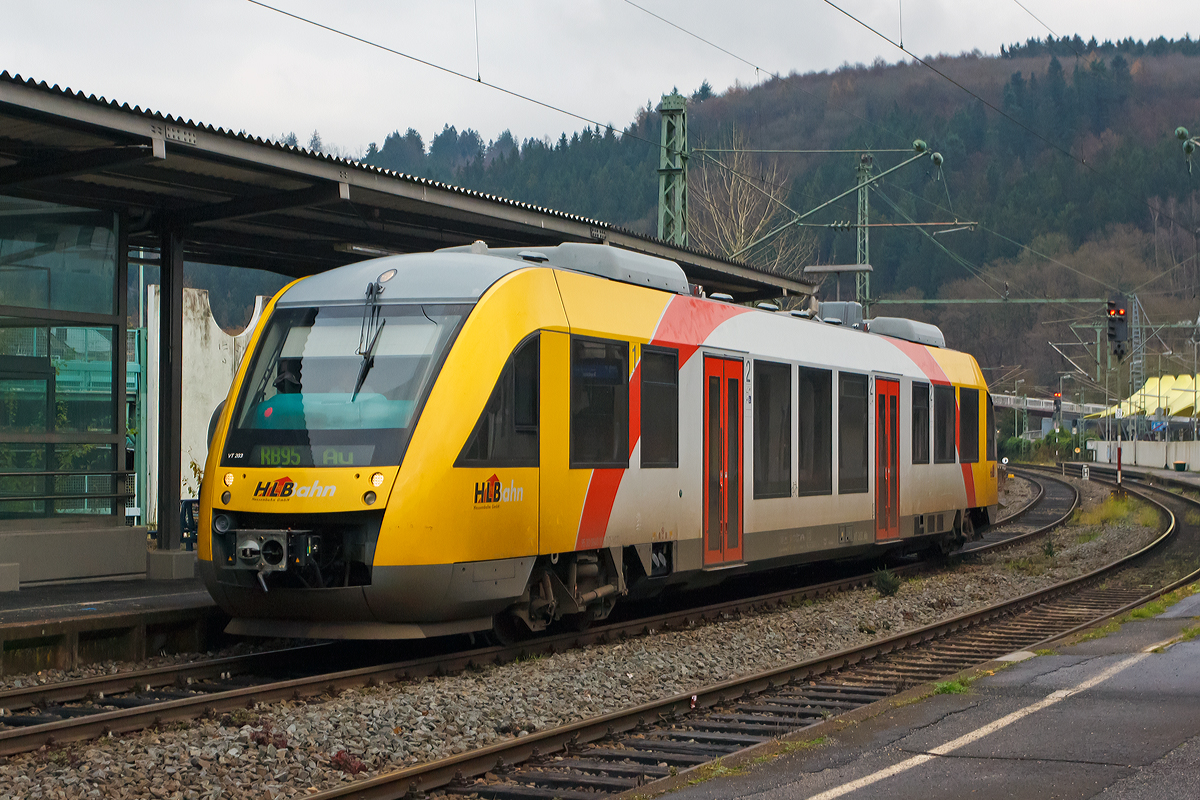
xmin=961 ymin=468 xmax=1078 ymax=554
xmin=0 ymin=481 xmax=1056 ymax=757
xmin=995 ymin=468 xmax=1045 ymax=524
xmin=296 ymin=477 xmax=1178 ymax=800
xmin=0 ymin=559 xmax=947 ymax=754
xmin=0 ymin=643 xmax=333 ymax=714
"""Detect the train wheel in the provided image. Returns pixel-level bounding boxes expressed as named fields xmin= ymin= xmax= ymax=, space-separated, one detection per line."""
xmin=487 ymin=611 xmax=532 ymax=647
xmin=961 ymin=513 xmax=975 ymax=541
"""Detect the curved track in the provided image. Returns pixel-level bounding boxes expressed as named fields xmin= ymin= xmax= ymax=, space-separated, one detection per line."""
xmin=961 ymin=468 xmax=1078 ymax=553
xmin=291 ymin=472 xmax=1190 ymax=800
xmin=0 ymin=474 xmax=1069 ymax=758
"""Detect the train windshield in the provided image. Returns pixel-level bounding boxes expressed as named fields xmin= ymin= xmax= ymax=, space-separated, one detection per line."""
xmin=222 ymin=303 xmax=468 ymax=468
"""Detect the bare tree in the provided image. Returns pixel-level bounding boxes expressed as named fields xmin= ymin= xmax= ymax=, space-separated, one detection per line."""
xmin=689 ymin=129 xmax=816 ymax=282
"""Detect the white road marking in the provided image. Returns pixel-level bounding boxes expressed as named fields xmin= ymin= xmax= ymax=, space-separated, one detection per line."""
xmin=804 ymin=653 xmax=1150 ymax=800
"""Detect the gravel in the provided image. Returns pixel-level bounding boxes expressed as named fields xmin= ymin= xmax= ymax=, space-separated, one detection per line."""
xmin=0 ymin=640 xmax=300 ymax=693
xmin=996 ymin=473 xmax=1035 ymax=521
xmin=0 ymin=477 xmax=1169 ymax=800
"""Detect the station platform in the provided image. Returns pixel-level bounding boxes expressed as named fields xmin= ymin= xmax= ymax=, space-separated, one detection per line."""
xmin=663 ymin=590 xmax=1200 ymax=800
xmin=0 ymin=576 xmax=223 ymax=676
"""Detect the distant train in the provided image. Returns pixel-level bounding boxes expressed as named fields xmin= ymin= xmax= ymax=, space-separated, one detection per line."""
xmin=199 ymin=243 xmax=998 ymax=640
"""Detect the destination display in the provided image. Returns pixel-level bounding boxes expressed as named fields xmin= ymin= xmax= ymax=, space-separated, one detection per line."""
xmin=250 ymin=444 xmax=375 ymax=468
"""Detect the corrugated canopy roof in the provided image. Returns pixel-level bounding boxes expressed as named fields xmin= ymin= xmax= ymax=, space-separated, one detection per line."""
xmin=0 ymin=71 xmax=813 ymax=301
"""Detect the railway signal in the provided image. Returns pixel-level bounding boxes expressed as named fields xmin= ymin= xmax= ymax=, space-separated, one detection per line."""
xmin=1106 ymin=295 xmax=1128 ymax=359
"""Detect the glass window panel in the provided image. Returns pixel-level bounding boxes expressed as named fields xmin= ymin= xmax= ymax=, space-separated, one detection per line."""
xmin=225 ymin=304 xmax=467 ymax=467
xmin=458 ymin=334 xmax=539 ymax=467
xmin=838 ymin=373 xmax=869 ymax=494
xmin=754 ymin=360 xmax=791 ymax=498
xmin=726 ymin=375 xmax=740 ymax=548
xmin=912 ymin=383 xmax=930 ymax=464
xmin=50 ymin=326 xmax=115 ymax=433
xmin=641 ymin=348 xmax=678 ymax=468
xmin=0 ymin=378 xmax=48 ymax=433
xmin=0 ymin=196 xmax=117 ymax=315
xmin=0 ymin=443 xmax=47 ymax=518
xmin=934 ymin=385 xmax=957 ymax=463
xmin=707 ymin=376 xmax=721 ymax=552
xmin=52 ymin=443 xmax=115 ymax=515
xmin=986 ymin=393 xmax=997 ymax=462
xmin=797 ymin=367 xmax=832 ymax=495
xmin=571 ymin=337 xmax=629 ymax=468
xmin=0 ymin=443 xmax=116 ymax=518
xmin=960 ymin=387 xmax=980 ymax=464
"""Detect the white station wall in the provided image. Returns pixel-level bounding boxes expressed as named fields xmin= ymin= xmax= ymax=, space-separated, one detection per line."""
xmin=146 ymin=286 xmax=265 ymax=523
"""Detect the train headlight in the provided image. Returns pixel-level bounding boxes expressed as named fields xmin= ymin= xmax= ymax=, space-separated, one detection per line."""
xmin=213 ymin=514 xmax=233 ymax=534
xmin=370 ymin=472 xmax=385 ymax=487
xmin=223 ymin=473 xmax=235 ymax=486
xmin=363 ymin=491 xmax=377 ymax=506
xmin=237 ymin=537 xmax=261 ymax=565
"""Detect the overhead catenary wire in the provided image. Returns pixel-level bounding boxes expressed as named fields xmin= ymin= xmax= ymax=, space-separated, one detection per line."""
xmin=872 ymin=187 xmax=1006 ymax=299
xmin=246 ymin=0 xmax=641 ymax=147
xmin=884 ymin=181 xmax=1123 ymax=295
xmin=1007 ymin=0 xmax=1080 ymax=56
xmin=694 ymin=148 xmax=914 ymax=154
xmin=821 ymin=0 xmax=1194 ymax=237
xmin=244 ymin=0 xmax=800 ymax=221
xmin=619 ymin=0 xmax=917 ymax=149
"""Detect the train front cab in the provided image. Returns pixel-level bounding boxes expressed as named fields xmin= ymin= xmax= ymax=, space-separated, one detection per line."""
xmin=199 ymin=260 xmax=571 ymax=639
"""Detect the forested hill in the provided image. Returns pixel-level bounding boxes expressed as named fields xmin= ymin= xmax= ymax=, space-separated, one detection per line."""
xmin=357 ymin=35 xmax=1200 ymax=387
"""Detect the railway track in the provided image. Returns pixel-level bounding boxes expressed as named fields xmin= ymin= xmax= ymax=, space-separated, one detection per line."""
xmin=960 ymin=468 xmax=1078 ymax=553
xmin=0 ymin=476 xmax=1062 ymax=757
xmin=293 ymin=471 xmax=1195 ymax=800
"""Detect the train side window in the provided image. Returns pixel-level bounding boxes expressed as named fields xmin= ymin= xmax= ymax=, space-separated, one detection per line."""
xmin=456 ymin=333 xmax=540 ymax=467
xmin=986 ymin=393 xmax=997 ymax=462
xmin=571 ymin=337 xmax=629 ymax=468
xmin=641 ymin=346 xmax=679 ymax=468
xmin=912 ymin=383 xmax=930 ymax=464
xmin=797 ymin=366 xmax=832 ymax=495
xmin=838 ymin=372 xmax=869 ymax=494
xmin=934 ymin=384 xmax=957 ymax=463
xmin=754 ymin=360 xmax=791 ymax=498
xmin=960 ymin=387 xmax=980 ymax=463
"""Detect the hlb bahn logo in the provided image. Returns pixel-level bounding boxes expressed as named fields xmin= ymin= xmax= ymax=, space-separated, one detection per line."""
xmin=253 ymin=476 xmax=337 ymax=500
xmin=474 ymin=474 xmax=524 ymax=507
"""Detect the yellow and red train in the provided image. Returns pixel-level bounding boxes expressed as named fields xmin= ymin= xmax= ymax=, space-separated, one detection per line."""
xmin=199 ymin=243 xmax=997 ymax=639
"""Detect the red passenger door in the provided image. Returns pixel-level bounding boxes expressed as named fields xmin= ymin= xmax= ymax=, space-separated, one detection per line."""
xmin=875 ymin=378 xmax=900 ymax=541
xmin=703 ymin=357 xmax=744 ymax=565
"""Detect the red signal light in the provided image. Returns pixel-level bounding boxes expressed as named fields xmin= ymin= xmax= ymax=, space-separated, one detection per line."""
xmin=1054 ymin=392 xmax=1062 ymax=398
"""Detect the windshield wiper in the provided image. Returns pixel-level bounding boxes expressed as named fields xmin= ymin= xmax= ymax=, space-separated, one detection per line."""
xmin=352 ymin=319 xmax=385 ymax=401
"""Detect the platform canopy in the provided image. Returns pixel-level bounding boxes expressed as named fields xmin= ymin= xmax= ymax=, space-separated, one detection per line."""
xmin=1091 ymin=375 xmax=1200 ymax=419
xmin=0 ymin=71 xmax=812 ymax=301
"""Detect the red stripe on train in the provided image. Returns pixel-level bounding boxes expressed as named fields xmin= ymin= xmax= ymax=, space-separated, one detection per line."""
xmin=573 ymin=296 xmax=749 ymax=551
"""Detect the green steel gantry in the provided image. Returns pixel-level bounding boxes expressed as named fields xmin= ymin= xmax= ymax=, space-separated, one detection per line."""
xmin=856 ymin=154 xmax=873 ymax=305
xmin=657 ymin=92 xmax=688 ymax=246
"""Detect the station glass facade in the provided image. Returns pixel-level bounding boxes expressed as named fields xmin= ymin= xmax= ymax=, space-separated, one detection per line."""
xmin=0 ymin=195 xmax=125 ymax=522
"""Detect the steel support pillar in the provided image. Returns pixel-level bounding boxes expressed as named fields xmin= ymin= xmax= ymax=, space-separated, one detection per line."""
xmin=855 ymin=154 xmax=873 ymax=310
xmin=156 ymin=228 xmax=184 ymax=551
xmin=657 ymin=92 xmax=688 ymax=247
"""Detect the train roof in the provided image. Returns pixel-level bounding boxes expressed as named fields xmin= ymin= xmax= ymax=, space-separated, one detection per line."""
xmin=276 ymin=242 xmax=691 ymax=308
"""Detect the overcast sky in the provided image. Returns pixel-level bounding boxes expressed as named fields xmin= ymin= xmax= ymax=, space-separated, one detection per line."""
xmin=3 ymin=1 xmax=1196 ymax=157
